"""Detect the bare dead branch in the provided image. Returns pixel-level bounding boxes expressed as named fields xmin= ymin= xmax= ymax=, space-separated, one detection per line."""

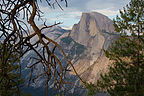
xmin=0 ymin=0 xmax=84 ymax=96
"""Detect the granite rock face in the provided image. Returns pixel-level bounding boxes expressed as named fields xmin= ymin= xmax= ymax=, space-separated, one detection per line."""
xmin=70 ymin=12 xmax=119 ymax=84
xmin=22 ymin=12 xmax=119 ymax=95
xmin=70 ymin=12 xmax=115 ymax=46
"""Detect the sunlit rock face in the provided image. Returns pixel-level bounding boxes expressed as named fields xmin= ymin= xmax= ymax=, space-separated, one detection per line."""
xmin=22 ymin=12 xmax=119 ymax=96
xmin=70 ymin=12 xmax=119 ymax=85
xmin=70 ymin=12 xmax=115 ymax=46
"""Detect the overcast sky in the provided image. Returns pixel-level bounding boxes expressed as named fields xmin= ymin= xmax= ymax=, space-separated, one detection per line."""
xmin=38 ymin=0 xmax=130 ymax=28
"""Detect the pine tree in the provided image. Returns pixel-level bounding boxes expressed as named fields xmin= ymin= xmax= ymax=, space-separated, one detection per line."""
xmin=0 ymin=44 xmax=27 ymax=96
xmin=97 ymin=0 xmax=144 ymax=96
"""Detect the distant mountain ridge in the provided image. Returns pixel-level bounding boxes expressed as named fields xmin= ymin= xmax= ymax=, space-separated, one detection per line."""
xmin=22 ymin=12 xmax=119 ymax=96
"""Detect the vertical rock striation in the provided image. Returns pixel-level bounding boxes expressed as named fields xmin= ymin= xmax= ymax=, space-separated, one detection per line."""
xmin=70 ymin=12 xmax=119 ymax=84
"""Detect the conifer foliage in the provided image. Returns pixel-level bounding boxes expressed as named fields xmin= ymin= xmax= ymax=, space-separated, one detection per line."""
xmin=97 ymin=0 xmax=144 ymax=96
xmin=0 ymin=44 xmax=24 ymax=96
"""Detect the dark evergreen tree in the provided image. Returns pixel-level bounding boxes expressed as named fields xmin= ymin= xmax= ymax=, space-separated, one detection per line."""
xmin=97 ymin=0 xmax=144 ymax=96
xmin=0 ymin=44 xmax=30 ymax=96
xmin=84 ymin=82 xmax=97 ymax=96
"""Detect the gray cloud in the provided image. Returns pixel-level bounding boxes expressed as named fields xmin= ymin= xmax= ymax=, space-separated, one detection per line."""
xmin=68 ymin=0 xmax=130 ymax=11
xmin=38 ymin=0 xmax=130 ymax=13
xmin=37 ymin=0 xmax=131 ymax=27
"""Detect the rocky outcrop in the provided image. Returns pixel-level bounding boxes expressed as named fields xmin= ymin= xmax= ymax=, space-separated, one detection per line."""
xmin=70 ymin=12 xmax=115 ymax=46
xmin=21 ymin=26 xmax=87 ymax=88
xmin=22 ymin=12 xmax=119 ymax=96
xmin=70 ymin=12 xmax=119 ymax=84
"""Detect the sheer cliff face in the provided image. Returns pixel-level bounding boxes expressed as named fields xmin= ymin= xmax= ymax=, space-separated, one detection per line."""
xmin=69 ymin=12 xmax=119 ymax=84
xmin=22 ymin=12 xmax=119 ymax=95
xmin=70 ymin=12 xmax=115 ymax=46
